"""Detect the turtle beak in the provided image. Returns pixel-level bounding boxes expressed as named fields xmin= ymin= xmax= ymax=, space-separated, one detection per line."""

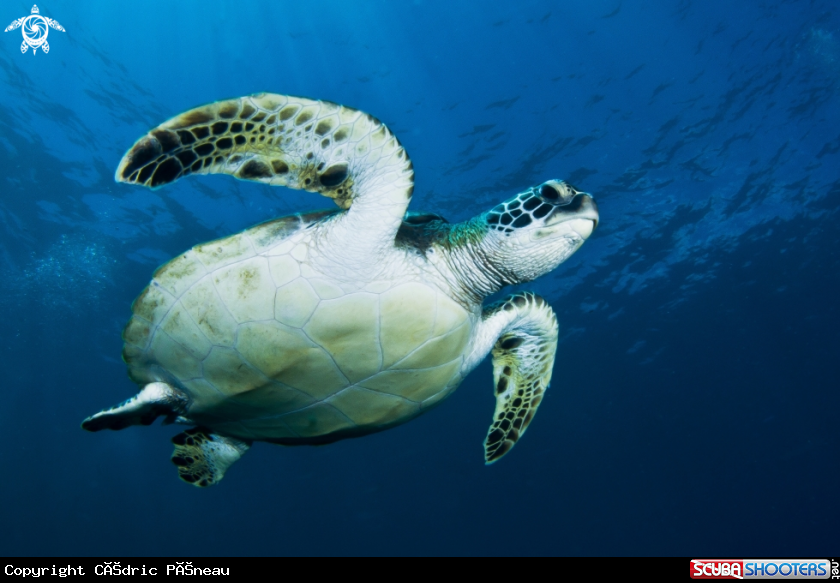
xmin=546 ymin=192 xmax=599 ymax=231
xmin=536 ymin=180 xmax=599 ymax=232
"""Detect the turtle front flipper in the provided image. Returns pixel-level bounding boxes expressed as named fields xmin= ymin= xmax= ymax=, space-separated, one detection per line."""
xmin=116 ymin=93 xmax=414 ymax=249
xmin=82 ymin=382 xmax=188 ymax=432
xmin=171 ymin=428 xmax=251 ymax=487
xmin=5 ymin=17 xmax=24 ymax=32
xmin=469 ymin=292 xmax=559 ymax=464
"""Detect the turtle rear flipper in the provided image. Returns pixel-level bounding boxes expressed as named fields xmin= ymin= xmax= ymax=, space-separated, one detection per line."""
xmin=81 ymin=382 xmax=187 ymax=432
xmin=171 ymin=428 xmax=251 ymax=487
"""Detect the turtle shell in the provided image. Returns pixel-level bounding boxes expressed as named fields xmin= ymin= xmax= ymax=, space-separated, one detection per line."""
xmin=121 ymin=211 xmax=473 ymax=444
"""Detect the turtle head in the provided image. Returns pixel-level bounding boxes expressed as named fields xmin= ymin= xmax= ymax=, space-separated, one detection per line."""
xmin=481 ymin=180 xmax=599 ymax=283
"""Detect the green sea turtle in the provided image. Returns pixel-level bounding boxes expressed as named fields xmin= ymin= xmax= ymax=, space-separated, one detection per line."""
xmin=82 ymin=93 xmax=599 ymax=487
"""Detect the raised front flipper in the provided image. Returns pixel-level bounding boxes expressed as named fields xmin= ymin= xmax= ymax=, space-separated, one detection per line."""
xmin=115 ymin=94 xmax=414 ymax=249
xmin=473 ymin=292 xmax=559 ymax=463
xmin=115 ymin=94 xmax=411 ymax=201
xmin=171 ymin=428 xmax=251 ymax=487
xmin=81 ymin=382 xmax=188 ymax=432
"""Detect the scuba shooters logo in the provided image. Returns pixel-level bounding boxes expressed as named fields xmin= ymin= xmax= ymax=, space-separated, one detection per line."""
xmin=690 ymin=559 xmax=836 ymax=579
xmin=4 ymin=5 xmax=65 ymax=55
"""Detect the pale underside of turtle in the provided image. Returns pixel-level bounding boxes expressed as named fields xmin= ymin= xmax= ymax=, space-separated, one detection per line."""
xmin=82 ymin=93 xmax=599 ymax=487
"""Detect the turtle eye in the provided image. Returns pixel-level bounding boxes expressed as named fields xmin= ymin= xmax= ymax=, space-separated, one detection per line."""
xmin=538 ymin=184 xmax=560 ymax=203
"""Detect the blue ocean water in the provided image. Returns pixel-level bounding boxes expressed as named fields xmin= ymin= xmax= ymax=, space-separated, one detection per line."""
xmin=1 ymin=0 xmax=838 ymax=557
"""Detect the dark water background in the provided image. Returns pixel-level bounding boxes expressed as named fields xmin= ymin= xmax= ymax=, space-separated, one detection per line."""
xmin=1 ymin=0 xmax=838 ymax=556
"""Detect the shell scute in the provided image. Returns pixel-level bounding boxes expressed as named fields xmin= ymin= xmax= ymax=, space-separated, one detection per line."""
xmin=327 ymin=387 xmax=418 ymax=427
xmin=226 ymin=382 xmax=314 ymax=418
xmin=360 ymin=359 xmax=463 ymax=403
xmin=279 ymin=403 xmax=355 ymax=438
xmin=192 ymin=234 xmax=254 ymax=271
xmin=130 ymin=284 xmax=176 ymax=326
xmin=180 ymin=379 xmax=226 ymax=412
xmin=267 ymin=254 xmax=301 ymax=288
xmin=433 ymin=293 xmax=469 ymax=336
xmin=151 ymin=329 xmax=203 ymax=380
xmin=201 ymin=346 xmax=267 ymax=397
xmin=160 ymin=302 xmax=213 ymax=360
xmin=274 ymin=278 xmax=320 ymax=327
xmin=212 ymin=256 xmax=275 ymax=323
xmin=393 ymin=320 xmax=472 ymax=371
xmin=303 ymin=293 xmax=381 ymax=383
xmin=123 ymin=315 xmax=153 ymax=349
xmin=269 ymin=343 xmax=350 ymax=399
xmin=308 ymin=277 xmax=344 ymax=300
xmin=153 ymin=251 xmax=207 ymax=298
xmin=235 ymin=321 xmax=312 ymax=377
xmin=379 ymin=282 xmax=438 ymax=368
xmin=178 ymin=277 xmax=237 ymax=346
xmin=234 ymin=319 xmax=349 ymax=399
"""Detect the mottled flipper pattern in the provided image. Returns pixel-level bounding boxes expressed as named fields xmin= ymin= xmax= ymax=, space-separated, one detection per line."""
xmin=81 ymin=382 xmax=187 ymax=432
xmin=115 ymin=93 xmax=414 ymax=211
xmin=171 ymin=428 xmax=251 ymax=487
xmin=482 ymin=293 xmax=558 ymax=463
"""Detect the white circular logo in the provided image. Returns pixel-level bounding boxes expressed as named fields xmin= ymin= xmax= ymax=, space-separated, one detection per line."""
xmin=22 ymin=15 xmax=48 ymax=50
xmin=4 ymin=5 xmax=65 ymax=55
